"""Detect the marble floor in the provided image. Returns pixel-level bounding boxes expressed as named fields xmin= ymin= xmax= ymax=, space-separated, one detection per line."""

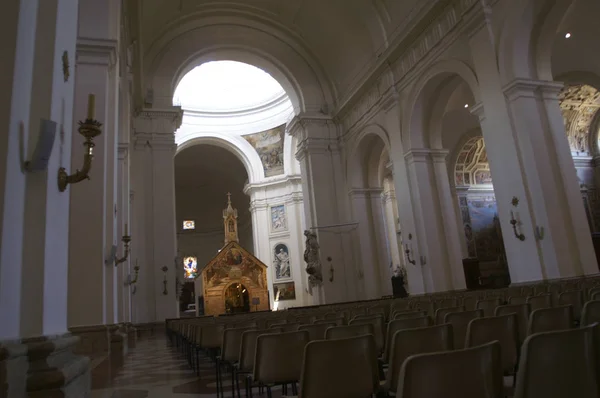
xmin=90 ymin=335 xmax=285 ymax=398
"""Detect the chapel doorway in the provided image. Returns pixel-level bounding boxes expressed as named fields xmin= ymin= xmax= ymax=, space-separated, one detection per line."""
xmin=225 ymin=283 xmax=250 ymax=314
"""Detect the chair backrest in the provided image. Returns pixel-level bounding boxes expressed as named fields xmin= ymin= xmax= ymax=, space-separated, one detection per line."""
xmin=325 ymin=323 xmax=374 ymax=340
xmin=438 ymin=298 xmax=458 ymax=309
xmin=434 ymin=306 xmax=464 ymax=325
xmin=533 ymin=284 xmax=548 ymax=295
xmin=465 ymin=313 xmax=519 ymax=375
xmin=558 ymin=290 xmax=584 ymax=320
xmin=383 ymin=317 xmax=432 ymax=363
xmin=254 ymin=330 xmax=310 ymax=384
xmin=349 ymin=316 xmax=384 ymax=353
xmin=526 ymin=293 xmax=552 ymax=312
xmin=383 ymin=324 xmax=453 ymax=394
xmin=199 ymin=324 xmax=225 ymax=349
xmin=299 ymin=335 xmax=379 ymax=398
xmin=514 ymin=324 xmax=600 ymax=398
xmin=299 ymin=323 xmax=336 ymax=341
xmin=393 ymin=311 xmax=427 ymax=320
xmin=508 ymin=296 xmax=527 ymax=305
xmin=476 ymin=298 xmax=502 ymax=317
xmin=528 ymin=305 xmax=574 ymax=335
xmin=462 ymin=296 xmax=477 ymax=311
xmin=221 ymin=326 xmax=256 ymax=363
xmin=495 ymin=303 xmax=531 ymax=345
xmin=314 ymin=318 xmax=344 ymax=326
xmin=396 ymin=341 xmax=503 ymax=398
xmin=581 ymin=300 xmax=600 ymax=326
xmin=444 ymin=309 xmax=483 ymax=349
xmin=238 ymin=329 xmax=282 ymax=373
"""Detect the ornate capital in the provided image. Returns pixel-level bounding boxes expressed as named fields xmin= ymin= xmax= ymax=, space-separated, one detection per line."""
xmin=404 ymin=148 xmax=449 ymax=163
xmin=503 ymin=79 xmax=564 ymax=102
xmin=133 ymin=107 xmax=183 ymax=135
xmin=76 ymin=37 xmax=117 ymax=67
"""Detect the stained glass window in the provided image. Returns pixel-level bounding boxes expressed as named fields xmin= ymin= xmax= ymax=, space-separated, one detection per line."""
xmin=183 ymin=256 xmax=198 ymax=279
xmin=183 ymin=220 xmax=195 ymax=230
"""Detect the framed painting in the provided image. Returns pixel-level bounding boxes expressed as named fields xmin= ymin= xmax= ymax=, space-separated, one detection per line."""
xmin=273 ymin=281 xmax=296 ymax=301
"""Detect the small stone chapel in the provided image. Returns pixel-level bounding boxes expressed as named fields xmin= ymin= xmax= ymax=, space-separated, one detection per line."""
xmin=198 ymin=194 xmax=269 ymax=316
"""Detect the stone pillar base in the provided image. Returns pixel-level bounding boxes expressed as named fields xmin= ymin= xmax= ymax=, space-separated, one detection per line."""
xmin=109 ymin=325 xmax=128 ymax=359
xmin=68 ymin=325 xmax=110 ymax=358
xmin=125 ymin=324 xmax=137 ymax=349
xmin=1 ymin=334 xmax=90 ymax=398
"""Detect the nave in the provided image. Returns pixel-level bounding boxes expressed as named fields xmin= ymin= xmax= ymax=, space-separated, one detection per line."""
xmin=164 ymin=276 xmax=600 ymax=398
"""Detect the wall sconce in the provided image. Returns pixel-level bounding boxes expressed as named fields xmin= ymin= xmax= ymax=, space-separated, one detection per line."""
xmin=58 ymin=94 xmax=102 ymax=192
xmin=327 ymin=257 xmax=334 ymax=282
xmin=419 ymin=255 xmax=427 ymax=266
xmin=114 ymin=224 xmax=131 ymax=266
xmin=125 ymin=260 xmax=140 ymax=295
xmin=161 ymin=266 xmax=168 ymax=295
xmin=405 ymin=244 xmax=416 ymax=265
xmin=510 ymin=197 xmax=525 ymax=241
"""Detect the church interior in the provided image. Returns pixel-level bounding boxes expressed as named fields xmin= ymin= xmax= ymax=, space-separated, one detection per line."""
xmin=2 ymin=0 xmax=600 ymax=397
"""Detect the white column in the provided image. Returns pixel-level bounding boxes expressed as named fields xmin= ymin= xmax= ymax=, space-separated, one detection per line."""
xmin=289 ymin=116 xmax=362 ymax=304
xmin=132 ymin=108 xmax=182 ymax=322
xmin=384 ymin=102 xmax=427 ymax=294
xmin=116 ymin=144 xmax=131 ymax=322
xmin=369 ymin=189 xmax=393 ymax=296
xmin=404 ymin=149 xmax=465 ymax=292
xmin=469 ymin=22 xmax=598 ymax=282
xmin=349 ymin=188 xmax=390 ymax=299
xmin=382 ymin=180 xmax=403 ymax=269
xmin=67 ymin=38 xmax=117 ymax=327
xmin=0 ymin=0 xmax=79 ymax=339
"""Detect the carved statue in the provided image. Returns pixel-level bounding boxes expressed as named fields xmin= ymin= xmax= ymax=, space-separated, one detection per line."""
xmin=303 ymin=230 xmax=323 ymax=292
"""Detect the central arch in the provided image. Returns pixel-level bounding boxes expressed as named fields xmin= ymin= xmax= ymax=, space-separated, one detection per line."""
xmin=145 ymin=13 xmax=335 ymax=115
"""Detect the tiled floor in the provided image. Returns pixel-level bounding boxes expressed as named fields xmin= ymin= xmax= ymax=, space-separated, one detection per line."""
xmin=90 ymin=335 xmax=285 ymax=398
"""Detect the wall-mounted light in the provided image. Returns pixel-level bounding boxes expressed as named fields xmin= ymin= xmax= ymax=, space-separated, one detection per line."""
xmin=565 ymin=32 xmax=572 ymax=39
xmin=58 ymin=94 xmax=102 ymax=192
xmin=464 ymin=104 xmax=469 ymax=108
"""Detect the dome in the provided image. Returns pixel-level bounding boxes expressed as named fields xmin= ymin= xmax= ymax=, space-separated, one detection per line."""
xmin=173 ymin=61 xmax=287 ymax=113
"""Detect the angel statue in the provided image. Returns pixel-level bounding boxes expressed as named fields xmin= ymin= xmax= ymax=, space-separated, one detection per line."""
xmin=303 ymin=230 xmax=323 ymax=293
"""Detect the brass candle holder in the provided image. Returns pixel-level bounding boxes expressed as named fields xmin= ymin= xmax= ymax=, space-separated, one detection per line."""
xmin=58 ymin=94 xmax=102 ymax=192
xmin=126 ymin=261 xmax=141 ymax=294
xmin=161 ymin=266 xmax=169 ymax=295
xmin=114 ymin=224 xmax=131 ymax=266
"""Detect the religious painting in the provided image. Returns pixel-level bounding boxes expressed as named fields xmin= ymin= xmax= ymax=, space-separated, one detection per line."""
xmin=183 ymin=256 xmax=198 ymax=279
xmin=183 ymin=220 xmax=195 ymax=230
xmin=273 ymin=281 xmax=296 ymax=301
xmin=273 ymin=243 xmax=291 ymax=280
xmin=243 ymin=124 xmax=285 ymax=176
xmin=270 ymin=205 xmax=287 ymax=232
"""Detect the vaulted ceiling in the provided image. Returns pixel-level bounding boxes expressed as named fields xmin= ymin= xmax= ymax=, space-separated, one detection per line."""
xmin=130 ymin=0 xmax=430 ymax=110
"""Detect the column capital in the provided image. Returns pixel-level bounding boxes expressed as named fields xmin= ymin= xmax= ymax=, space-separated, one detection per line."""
xmin=133 ymin=107 xmax=183 ymax=134
xmin=404 ymin=148 xmax=449 ymax=163
xmin=76 ymin=37 xmax=117 ymax=66
xmin=117 ymin=143 xmax=129 ymax=160
xmin=503 ymin=79 xmax=564 ymax=102
xmin=348 ymin=188 xmax=384 ymax=199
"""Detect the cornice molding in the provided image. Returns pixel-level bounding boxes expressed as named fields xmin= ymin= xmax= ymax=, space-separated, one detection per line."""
xmin=348 ymin=187 xmax=384 ymax=198
xmin=503 ymin=79 xmax=565 ymax=102
xmin=133 ymin=107 xmax=183 ymax=135
xmin=243 ymin=175 xmax=303 ymax=193
xmin=404 ymin=148 xmax=449 ymax=163
xmin=76 ymin=37 xmax=118 ymax=67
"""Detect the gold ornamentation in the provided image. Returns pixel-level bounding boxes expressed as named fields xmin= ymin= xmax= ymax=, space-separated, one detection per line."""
xmin=58 ymin=94 xmax=101 ymax=192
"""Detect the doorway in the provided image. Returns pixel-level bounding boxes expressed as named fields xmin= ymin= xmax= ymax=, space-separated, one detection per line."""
xmin=225 ymin=283 xmax=250 ymax=314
